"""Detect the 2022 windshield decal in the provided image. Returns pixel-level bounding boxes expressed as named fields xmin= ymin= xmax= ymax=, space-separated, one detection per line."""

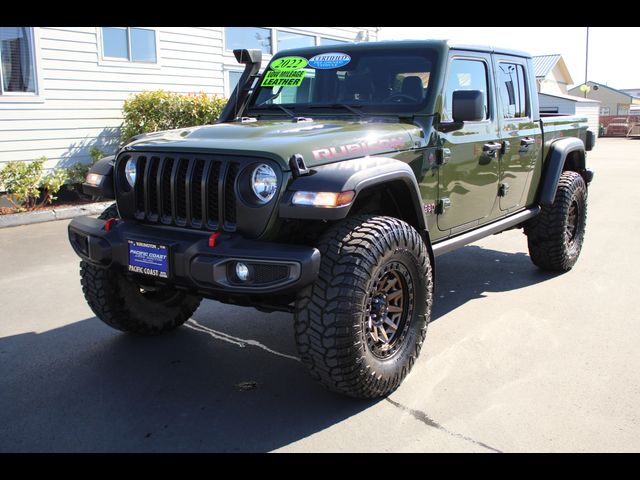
xmin=261 ymin=56 xmax=309 ymax=87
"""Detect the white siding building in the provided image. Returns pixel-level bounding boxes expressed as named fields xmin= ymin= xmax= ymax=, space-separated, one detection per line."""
xmin=532 ymin=54 xmax=573 ymax=95
xmin=0 ymin=27 xmax=379 ymax=173
xmin=539 ymin=92 xmax=601 ymax=137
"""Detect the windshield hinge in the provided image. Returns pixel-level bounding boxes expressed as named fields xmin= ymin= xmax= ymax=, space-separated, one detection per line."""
xmin=289 ymin=154 xmax=310 ymax=179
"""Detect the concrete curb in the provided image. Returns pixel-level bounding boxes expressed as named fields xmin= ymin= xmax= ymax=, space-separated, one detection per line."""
xmin=0 ymin=201 xmax=114 ymax=229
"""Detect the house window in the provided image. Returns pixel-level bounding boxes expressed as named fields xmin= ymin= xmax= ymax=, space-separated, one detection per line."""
xmin=319 ymin=37 xmax=349 ymax=46
xmin=227 ymin=70 xmax=243 ymax=96
xmin=600 ymin=107 xmax=610 ymax=116
xmin=102 ymin=27 xmax=157 ymax=63
xmin=277 ymin=30 xmax=314 ymax=51
xmin=0 ymin=27 xmax=37 ymax=94
xmin=617 ymin=104 xmax=629 ymax=116
xmin=225 ymin=27 xmax=272 ymax=55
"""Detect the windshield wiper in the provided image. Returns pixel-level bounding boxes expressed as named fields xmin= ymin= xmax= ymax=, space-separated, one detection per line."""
xmin=334 ymin=104 xmax=365 ymax=118
xmin=309 ymin=104 xmax=365 ymax=118
xmin=252 ymin=103 xmax=297 ymax=119
xmin=308 ymin=103 xmax=366 ymax=118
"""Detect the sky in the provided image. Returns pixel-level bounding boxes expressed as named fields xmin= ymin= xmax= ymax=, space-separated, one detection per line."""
xmin=377 ymin=27 xmax=640 ymax=90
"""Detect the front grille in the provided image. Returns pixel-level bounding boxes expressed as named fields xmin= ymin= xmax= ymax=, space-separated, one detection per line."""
xmin=127 ymin=153 xmax=240 ymax=232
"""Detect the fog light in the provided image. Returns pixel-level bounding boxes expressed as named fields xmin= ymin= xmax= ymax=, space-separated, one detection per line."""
xmin=235 ymin=262 xmax=250 ymax=282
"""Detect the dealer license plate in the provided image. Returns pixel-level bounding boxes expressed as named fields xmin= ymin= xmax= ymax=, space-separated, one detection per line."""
xmin=127 ymin=240 xmax=170 ymax=278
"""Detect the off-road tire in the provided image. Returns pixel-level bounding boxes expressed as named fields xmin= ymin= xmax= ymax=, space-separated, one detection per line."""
xmin=80 ymin=203 xmax=201 ymax=335
xmin=80 ymin=262 xmax=201 ymax=335
xmin=525 ymin=171 xmax=588 ymax=271
xmin=294 ymin=215 xmax=433 ymax=398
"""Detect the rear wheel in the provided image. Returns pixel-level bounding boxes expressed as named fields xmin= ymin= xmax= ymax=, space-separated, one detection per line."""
xmin=525 ymin=171 xmax=588 ymax=271
xmin=294 ymin=215 xmax=433 ymax=398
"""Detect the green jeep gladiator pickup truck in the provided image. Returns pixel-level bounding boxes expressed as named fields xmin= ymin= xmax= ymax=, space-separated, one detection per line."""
xmin=69 ymin=40 xmax=594 ymax=398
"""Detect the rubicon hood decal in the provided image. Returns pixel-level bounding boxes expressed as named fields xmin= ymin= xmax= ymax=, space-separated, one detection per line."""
xmin=312 ymin=137 xmax=407 ymax=161
xmin=126 ymin=119 xmax=419 ymax=169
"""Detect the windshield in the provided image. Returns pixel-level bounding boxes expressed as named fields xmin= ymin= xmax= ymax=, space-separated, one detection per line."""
xmin=247 ymin=48 xmax=437 ymax=115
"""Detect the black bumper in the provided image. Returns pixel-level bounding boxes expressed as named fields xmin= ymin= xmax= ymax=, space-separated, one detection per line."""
xmin=68 ymin=216 xmax=320 ymax=296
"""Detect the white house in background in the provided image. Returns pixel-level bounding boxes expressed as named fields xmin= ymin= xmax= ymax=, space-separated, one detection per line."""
xmin=532 ymin=54 xmax=573 ymax=95
xmin=533 ymin=54 xmax=600 ymax=137
xmin=538 ymin=92 xmax=601 ymax=137
xmin=0 ymin=27 xmax=379 ymax=173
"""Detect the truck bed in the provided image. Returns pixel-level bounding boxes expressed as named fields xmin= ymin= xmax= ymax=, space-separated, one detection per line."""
xmin=540 ymin=114 xmax=590 ymax=158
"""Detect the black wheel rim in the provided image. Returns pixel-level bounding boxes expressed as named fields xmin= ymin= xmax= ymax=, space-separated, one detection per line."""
xmin=364 ymin=261 xmax=414 ymax=359
xmin=566 ymin=199 xmax=580 ymax=245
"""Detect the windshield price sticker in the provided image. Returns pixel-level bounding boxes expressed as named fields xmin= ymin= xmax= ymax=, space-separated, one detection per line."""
xmin=270 ymin=56 xmax=308 ymax=71
xmin=261 ymin=70 xmax=306 ymax=87
xmin=308 ymin=52 xmax=351 ymax=69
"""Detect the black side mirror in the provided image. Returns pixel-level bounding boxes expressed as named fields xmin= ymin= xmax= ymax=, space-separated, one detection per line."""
xmin=452 ymin=90 xmax=485 ymax=122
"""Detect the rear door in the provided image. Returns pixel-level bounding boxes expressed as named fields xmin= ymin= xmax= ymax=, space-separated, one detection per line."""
xmin=493 ymin=55 xmax=542 ymax=211
xmin=437 ymin=53 xmax=500 ymax=232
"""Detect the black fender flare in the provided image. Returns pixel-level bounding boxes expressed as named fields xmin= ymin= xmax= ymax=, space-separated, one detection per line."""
xmin=82 ymin=155 xmax=115 ymax=199
xmin=538 ymin=138 xmax=586 ymax=206
xmin=279 ymin=156 xmax=427 ymax=232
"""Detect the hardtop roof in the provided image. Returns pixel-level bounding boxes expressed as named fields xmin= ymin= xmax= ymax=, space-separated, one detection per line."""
xmin=273 ymin=39 xmax=532 ymax=59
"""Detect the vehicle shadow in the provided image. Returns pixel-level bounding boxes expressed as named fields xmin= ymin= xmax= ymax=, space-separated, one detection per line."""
xmin=0 ymin=308 xmax=378 ymax=453
xmin=0 ymin=244 xmax=559 ymax=453
xmin=432 ymin=244 xmax=560 ymax=321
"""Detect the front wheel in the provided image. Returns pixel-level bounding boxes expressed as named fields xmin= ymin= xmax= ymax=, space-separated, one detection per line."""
xmin=525 ymin=170 xmax=588 ymax=271
xmin=294 ymin=215 xmax=433 ymax=398
xmin=80 ymin=262 xmax=202 ymax=335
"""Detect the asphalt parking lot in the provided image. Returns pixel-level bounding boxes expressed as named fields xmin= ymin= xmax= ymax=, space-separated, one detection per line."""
xmin=1 ymin=137 xmax=639 ymax=452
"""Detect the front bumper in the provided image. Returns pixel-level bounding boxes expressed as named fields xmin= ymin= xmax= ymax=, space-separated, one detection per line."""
xmin=68 ymin=216 xmax=320 ymax=296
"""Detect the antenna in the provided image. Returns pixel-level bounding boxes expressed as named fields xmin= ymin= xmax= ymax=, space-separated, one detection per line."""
xmin=584 ymin=27 xmax=590 ymax=98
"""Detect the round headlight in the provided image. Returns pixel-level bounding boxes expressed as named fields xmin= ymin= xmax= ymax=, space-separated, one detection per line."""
xmin=251 ymin=164 xmax=278 ymax=203
xmin=124 ymin=158 xmax=137 ymax=187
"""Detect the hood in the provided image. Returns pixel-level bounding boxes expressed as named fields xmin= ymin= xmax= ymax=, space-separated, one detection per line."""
xmin=124 ymin=119 xmax=422 ymax=170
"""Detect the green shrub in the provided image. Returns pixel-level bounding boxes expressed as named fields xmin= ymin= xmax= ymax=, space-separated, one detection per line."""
xmin=40 ymin=168 xmax=67 ymax=205
xmin=66 ymin=162 xmax=90 ymax=185
xmin=90 ymin=146 xmax=105 ymax=163
xmin=62 ymin=146 xmax=106 ymax=198
xmin=121 ymin=91 xmax=227 ymax=143
xmin=0 ymin=157 xmax=67 ymax=211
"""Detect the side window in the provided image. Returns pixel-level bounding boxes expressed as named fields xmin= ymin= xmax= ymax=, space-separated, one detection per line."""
xmin=0 ymin=27 xmax=37 ymax=94
xmin=102 ymin=27 xmax=157 ymax=63
xmin=497 ymin=63 xmax=528 ymax=119
xmin=443 ymin=58 xmax=489 ymax=122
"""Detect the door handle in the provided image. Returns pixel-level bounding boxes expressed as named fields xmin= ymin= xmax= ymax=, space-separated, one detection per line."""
xmin=483 ymin=142 xmax=502 ymax=156
xmin=521 ymin=137 xmax=535 ymax=146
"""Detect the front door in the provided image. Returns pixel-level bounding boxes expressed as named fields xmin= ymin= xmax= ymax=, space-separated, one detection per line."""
xmin=437 ymin=54 xmax=500 ymax=232
xmin=493 ymin=56 xmax=541 ymax=211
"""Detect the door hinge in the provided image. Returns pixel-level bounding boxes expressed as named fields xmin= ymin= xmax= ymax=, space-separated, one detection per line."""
xmin=437 ymin=197 xmax=451 ymax=214
xmin=436 ymin=148 xmax=451 ymax=166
